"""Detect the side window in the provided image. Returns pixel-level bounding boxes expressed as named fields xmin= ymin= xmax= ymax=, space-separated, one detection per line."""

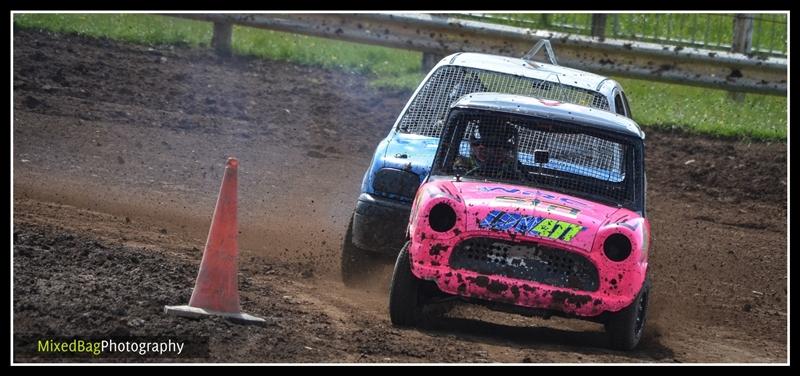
xmin=614 ymin=93 xmax=627 ymax=117
xmin=621 ymin=92 xmax=632 ymax=118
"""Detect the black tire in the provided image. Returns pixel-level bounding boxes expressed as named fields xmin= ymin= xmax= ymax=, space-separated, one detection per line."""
xmin=605 ymin=277 xmax=651 ymax=350
xmin=340 ymin=215 xmax=379 ymax=287
xmin=388 ymin=242 xmax=424 ymax=327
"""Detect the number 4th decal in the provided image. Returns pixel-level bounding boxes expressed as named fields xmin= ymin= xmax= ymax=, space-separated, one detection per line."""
xmin=531 ymin=219 xmax=583 ymax=241
xmin=481 ymin=210 xmax=585 ymax=242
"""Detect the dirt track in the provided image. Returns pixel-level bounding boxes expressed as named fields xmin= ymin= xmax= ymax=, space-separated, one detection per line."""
xmin=12 ymin=28 xmax=788 ymax=363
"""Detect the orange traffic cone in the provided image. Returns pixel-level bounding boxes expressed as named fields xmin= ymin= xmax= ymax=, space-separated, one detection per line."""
xmin=165 ymin=157 xmax=265 ymax=324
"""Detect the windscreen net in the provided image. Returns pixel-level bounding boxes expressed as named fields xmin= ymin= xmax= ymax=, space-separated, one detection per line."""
xmin=398 ymin=65 xmax=610 ymax=138
xmin=437 ymin=111 xmax=636 ymax=205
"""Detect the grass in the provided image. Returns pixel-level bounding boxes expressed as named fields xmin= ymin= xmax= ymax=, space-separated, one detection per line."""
xmin=617 ymin=77 xmax=786 ymax=139
xmin=232 ymin=25 xmax=423 ymax=89
xmin=13 ymin=13 xmax=787 ymax=140
xmin=13 ymin=13 xmax=214 ymax=47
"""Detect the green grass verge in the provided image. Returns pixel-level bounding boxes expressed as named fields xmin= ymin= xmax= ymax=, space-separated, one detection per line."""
xmin=13 ymin=13 xmax=214 ymax=47
xmin=232 ymin=25 xmax=424 ymax=90
xmin=617 ymin=77 xmax=786 ymax=140
xmin=14 ymin=13 xmax=786 ymax=140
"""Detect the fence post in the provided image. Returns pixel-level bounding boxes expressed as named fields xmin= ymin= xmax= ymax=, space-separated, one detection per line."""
xmin=540 ymin=13 xmax=551 ymax=28
xmin=729 ymin=14 xmax=754 ymax=102
xmin=421 ymin=52 xmax=443 ymax=73
xmin=212 ymin=22 xmax=233 ymax=57
xmin=732 ymin=14 xmax=755 ymax=53
xmin=591 ymin=14 xmax=608 ymax=40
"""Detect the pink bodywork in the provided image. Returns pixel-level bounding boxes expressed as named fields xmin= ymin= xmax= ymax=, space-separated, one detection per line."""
xmin=407 ymin=179 xmax=650 ymax=317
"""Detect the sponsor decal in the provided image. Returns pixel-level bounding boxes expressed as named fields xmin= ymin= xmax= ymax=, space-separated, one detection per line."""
xmin=494 ymin=195 xmax=581 ymax=218
xmin=479 ymin=210 xmax=584 ymax=242
xmin=538 ymin=98 xmax=561 ymax=106
xmin=478 ymin=186 xmax=588 ymax=207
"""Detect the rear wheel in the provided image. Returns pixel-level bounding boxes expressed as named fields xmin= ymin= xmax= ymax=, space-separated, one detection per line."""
xmin=340 ymin=215 xmax=379 ymax=287
xmin=388 ymin=242 xmax=424 ymax=326
xmin=605 ymin=277 xmax=651 ymax=350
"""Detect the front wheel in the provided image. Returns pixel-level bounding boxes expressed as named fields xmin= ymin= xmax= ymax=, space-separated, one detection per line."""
xmin=605 ymin=277 xmax=651 ymax=350
xmin=388 ymin=242 xmax=424 ymax=327
xmin=340 ymin=215 xmax=379 ymax=287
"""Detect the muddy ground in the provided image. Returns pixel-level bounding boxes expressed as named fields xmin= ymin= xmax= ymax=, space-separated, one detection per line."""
xmin=12 ymin=27 xmax=787 ymax=363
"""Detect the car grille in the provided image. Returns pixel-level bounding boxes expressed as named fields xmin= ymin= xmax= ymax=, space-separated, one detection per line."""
xmin=448 ymin=237 xmax=599 ymax=292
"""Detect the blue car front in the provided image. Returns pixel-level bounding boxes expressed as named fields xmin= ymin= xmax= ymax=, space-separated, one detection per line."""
xmin=352 ymin=130 xmax=439 ymax=254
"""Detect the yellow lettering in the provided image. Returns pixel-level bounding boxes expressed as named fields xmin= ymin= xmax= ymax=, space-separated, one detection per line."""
xmin=561 ymin=224 xmax=583 ymax=241
xmin=532 ymin=219 xmax=557 ymax=237
xmin=549 ymin=221 xmax=569 ymax=239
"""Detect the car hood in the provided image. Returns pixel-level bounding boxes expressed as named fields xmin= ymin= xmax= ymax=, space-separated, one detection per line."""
xmin=381 ymin=132 xmax=440 ymax=175
xmin=451 ymin=180 xmax=622 ymax=252
xmin=362 ymin=131 xmax=441 ymax=198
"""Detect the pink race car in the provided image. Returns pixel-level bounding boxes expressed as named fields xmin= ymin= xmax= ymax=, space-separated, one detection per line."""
xmin=389 ymin=93 xmax=651 ymax=350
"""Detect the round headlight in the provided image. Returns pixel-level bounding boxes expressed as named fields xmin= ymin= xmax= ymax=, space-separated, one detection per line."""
xmin=429 ymin=203 xmax=457 ymax=233
xmin=603 ymin=234 xmax=632 ymax=262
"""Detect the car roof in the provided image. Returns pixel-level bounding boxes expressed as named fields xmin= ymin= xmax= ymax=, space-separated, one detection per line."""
xmin=451 ymin=92 xmax=645 ymax=139
xmin=444 ymin=52 xmax=610 ymax=93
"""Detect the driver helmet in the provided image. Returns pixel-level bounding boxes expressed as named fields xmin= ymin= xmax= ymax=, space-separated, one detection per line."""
xmin=468 ymin=122 xmax=518 ymax=169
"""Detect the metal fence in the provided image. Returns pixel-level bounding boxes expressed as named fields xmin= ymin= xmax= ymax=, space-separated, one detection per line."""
xmin=168 ymin=13 xmax=787 ymax=96
xmin=458 ymin=13 xmax=788 ymax=57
